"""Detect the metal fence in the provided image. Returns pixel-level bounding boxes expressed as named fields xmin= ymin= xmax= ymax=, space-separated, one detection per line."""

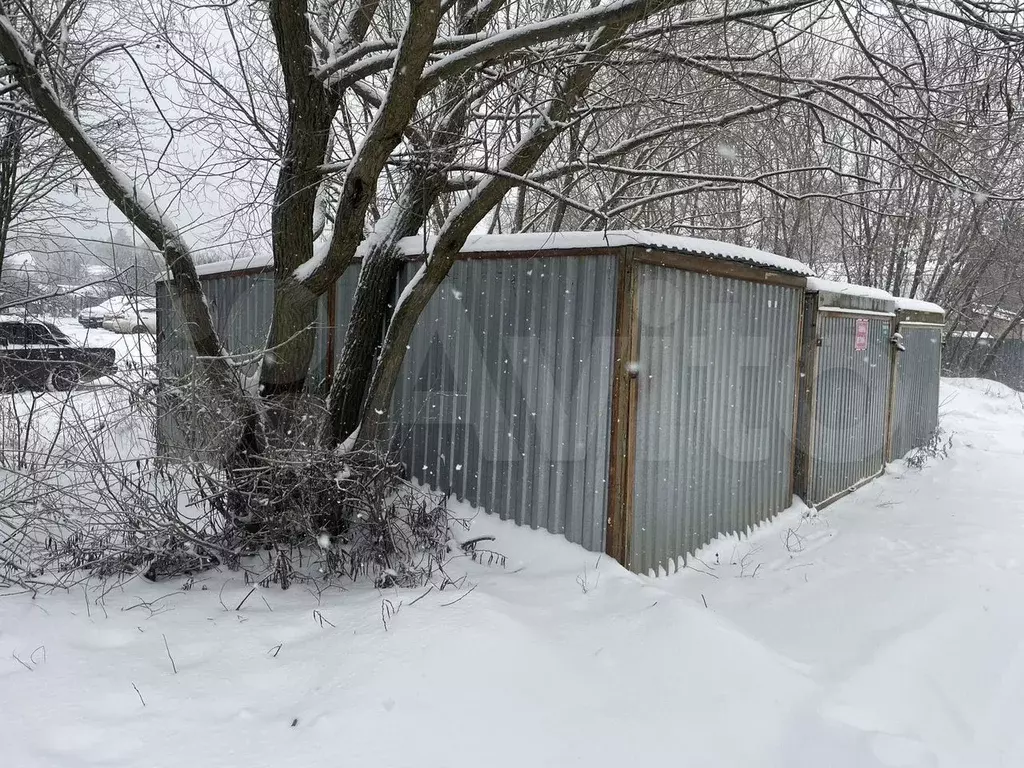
xmin=629 ymin=265 xmax=802 ymax=575
xmin=806 ymin=313 xmax=893 ymax=506
xmin=944 ymin=338 xmax=1024 ymax=392
xmin=889 ymin=322 xmax=943 ymax=459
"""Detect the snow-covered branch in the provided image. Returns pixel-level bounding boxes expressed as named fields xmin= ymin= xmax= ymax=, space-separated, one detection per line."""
xmin=295 ymin=0 xmax=443 ymax=295
xmin=357 ymin=20 xmax=632 ymax=438
xmin=327 ymin=0 xmax=821 ymax=94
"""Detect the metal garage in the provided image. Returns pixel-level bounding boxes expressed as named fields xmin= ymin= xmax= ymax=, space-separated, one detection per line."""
xmin=156 ymin=232 xmax=945 ymax=574
xmin=888 ymin=298 xmax=945 ymax=460
xmin=795 ymin=279 xmax=896 ymax=507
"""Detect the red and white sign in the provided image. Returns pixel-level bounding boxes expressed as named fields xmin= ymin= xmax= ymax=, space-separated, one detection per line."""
xmin=854 ymin=318 xmax=870 ymax=352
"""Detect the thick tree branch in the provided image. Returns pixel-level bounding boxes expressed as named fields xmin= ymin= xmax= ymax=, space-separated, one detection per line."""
xmin=325 ymin=0 xmax=819 ymax=93
xmin=296 ymin=0 xmax=443 ymax=296
xmin=357 ymin=21 xmax=630 ymax=441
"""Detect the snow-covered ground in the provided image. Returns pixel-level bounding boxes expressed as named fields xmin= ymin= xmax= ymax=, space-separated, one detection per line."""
xmin=1 ymin=377 xmax=1022 ymax=768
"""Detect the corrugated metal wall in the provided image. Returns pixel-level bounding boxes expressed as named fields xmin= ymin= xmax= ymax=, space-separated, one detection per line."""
xmin=156 ymin=274 xmax=275 ymax=459
xmin=629 ymin=265 xmax=802 ymax=575
xmin=807 ymin=314 xmax=893 ymax=505
xmin=889 ymin=323 xmax=943 ymax=458
xmin=390 ymin=256 xmax=618 ymax=553
xmin=154 ymin=250 xmax=944 ymax=574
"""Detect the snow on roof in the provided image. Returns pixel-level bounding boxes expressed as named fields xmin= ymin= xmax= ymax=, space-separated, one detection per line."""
xmin=805 ymin=277 xmax=892 ymax=302
xmin=951 ymin=330 xmax=993 ymax=340
xmin=182 ymin=230 xmax=813 ymax=279
xmin=971 ymin=303 xmax=1017 ymax=322
xmin=191 ymin=253 xmax=272 ymax=278
xmin=396 ymin=231 xmax=814 ymax=276
xmin=894 ymin=296 xmax=944 ymax=315
xmin=5 ymin=252 xmax=37 ymax=270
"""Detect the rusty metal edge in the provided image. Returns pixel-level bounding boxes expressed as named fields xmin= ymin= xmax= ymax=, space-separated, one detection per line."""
xmin=632 ymin=248 xmax=807 ymax=288
xmin=814 ymin=469 xmax=885 ymax=510
xmin=604 ymin=248 xmax=637 ymax=566
xmin=622 ymin=248 xmax=642 ymax=570
xmin=788 ymin=288 xmax=808 ymax=504
xmin=793 ymin=292 xmax=818 ymax=503
xmin=804 ymin=309 xmax=824 ymax=505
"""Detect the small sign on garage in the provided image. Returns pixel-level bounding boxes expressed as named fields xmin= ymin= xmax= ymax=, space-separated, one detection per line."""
xmin=855 ymin=318 xmax=870 ymax=352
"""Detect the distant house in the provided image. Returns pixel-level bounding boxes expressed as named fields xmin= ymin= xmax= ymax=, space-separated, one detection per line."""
xmin=949 ymin=330 xmax=995 ymax=342
xmin=83 ymin=264 xmax=114 ymax=281
xmin=2 ymin=252 xmax=39 ymax=277
xmin=959 ymin=303 xmax=1024 ymax=341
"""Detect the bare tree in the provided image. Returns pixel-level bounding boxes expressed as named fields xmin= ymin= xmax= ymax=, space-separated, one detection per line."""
xmin=1 ymin=0 xmax=1023 ymax=469
xmin=0 ymin=0 xmax=133 ymax=278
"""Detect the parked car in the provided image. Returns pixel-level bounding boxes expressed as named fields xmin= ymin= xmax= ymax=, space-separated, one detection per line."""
xmin=0 ymin=317 xmax=117 ymax=391
xmin=78 ymin=296 xmax=126 ymax=328
xmin=78 ymin=295 xmax=154 ymax=330
xmin=102 ymin=300 xmax=156 ymax=334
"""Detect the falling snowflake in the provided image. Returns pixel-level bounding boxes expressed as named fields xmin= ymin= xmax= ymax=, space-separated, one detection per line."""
xmin=716 ymin=143 xmax=738 ymax=160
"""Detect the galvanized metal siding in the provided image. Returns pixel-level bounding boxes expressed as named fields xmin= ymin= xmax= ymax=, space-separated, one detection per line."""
xmin=807 ymin=314 xmax=892 ymax=505
xmin=155 ymin=273 xmax=274 ymax=459
xmin=630 ymin=266 xmax=802 ymax=575
xmin=890 ymin=324 xmax=942 ymax=458
xmin=207 ymin=273 xmax=275 ymax=373
xmin=390 ymin=256 xmax=618 ymax=553
xmin=328 ymin=266 xmax=362 ymax=380
xmin=158 ymin=272 xmax=276 ymax=372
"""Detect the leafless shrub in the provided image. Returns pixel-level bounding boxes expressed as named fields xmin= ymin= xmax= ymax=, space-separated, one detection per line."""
xmin=904 ymin=428 xmax=953 ymax=470
xmin=212 ymin=436 xmax=462 ymax=589
xmin=1 ymin=370 xmax=469 ymax=592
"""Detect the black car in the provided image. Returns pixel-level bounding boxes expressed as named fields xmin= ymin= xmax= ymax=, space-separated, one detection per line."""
xmin=0 ymin=318 xmax=117 ymax=391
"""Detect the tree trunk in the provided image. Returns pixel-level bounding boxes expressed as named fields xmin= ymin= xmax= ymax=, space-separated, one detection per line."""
xmin=324 ymin=239 xmax=405 ymax=444
xmin=260 ymin=0 xmax=443 ymax=424
xmin=963 ymin=294 xmax=1004 ymax=367
xmin=323 ymin=0 xmax=493 ymax=447
xmin=260 ymin=0 xmax=337 ymax=406
xmin=909 ymin=183 xmax=940 ymax=297
xmin=0 ymin=112 xmax=20 ymax=277
xmin=323 ymin=139 xmax=462 ymax=447
xmin=0 ymin=17 xmax=262 ymax=454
